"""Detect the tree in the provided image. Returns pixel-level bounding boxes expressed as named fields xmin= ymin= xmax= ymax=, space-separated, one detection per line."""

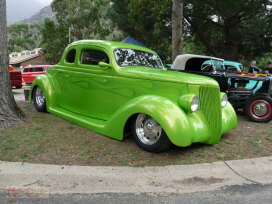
xmin=0 ymin=0 xmax=24 ymax=128
xmin=184 ymin=0 xmax=272 ymax=61
xmin=7 ymin=23 xmax=41 ymax=53
xmin=172 ymin=0 xmax=184 ymax=60
xmin=51 ymin=0 xmax=112 ymax=41
xmin=109 ymin=0 xmax=172 ymax=60
xmin=111 ymin=0 xmax=272 ymax=62
xmin=40 ymin=0 xmax=114 ymax=62
xmin=40 ymin=18 xmax=69 ymax=62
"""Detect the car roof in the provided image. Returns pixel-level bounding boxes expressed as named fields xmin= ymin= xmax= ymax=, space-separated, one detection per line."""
xmin=224 ymin=61 xmax=242 ymax=66
xmin=171 ymin=54 xmax=224 ymax=70
xmin=67 ymin=40 xmax=158 ymax=55
xmin=24 ymin=65 xmax=52 ymax=68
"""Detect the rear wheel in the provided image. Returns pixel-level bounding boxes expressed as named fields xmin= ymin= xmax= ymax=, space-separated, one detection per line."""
xmin=245 ymin=96 xmax=272 ymax=123
xmin=132 ymin=113 xmax=172 ymax=152
xmin=33 ymin=86 xmax=47 ymax=112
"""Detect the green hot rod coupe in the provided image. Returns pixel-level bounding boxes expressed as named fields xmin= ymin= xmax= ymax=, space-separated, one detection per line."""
xmin=30 ymin=40 xmax=237 ymax=152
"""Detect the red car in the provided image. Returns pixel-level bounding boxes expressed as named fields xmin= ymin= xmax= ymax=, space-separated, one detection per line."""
xmin=22 ymin=65 xmax=52 ymax=85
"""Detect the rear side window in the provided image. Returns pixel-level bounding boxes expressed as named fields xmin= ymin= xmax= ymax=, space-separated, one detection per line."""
xmin=36 ymin=67 xmax=44 ymax=72
xmin=66 ymin=49 xmax=76 ymax=63
xmin=81 ymin=49 xmax=109 ymax=65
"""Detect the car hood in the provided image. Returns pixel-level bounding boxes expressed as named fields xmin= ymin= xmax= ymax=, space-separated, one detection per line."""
xmin=117 ymin=66 xmax=219 ymax=87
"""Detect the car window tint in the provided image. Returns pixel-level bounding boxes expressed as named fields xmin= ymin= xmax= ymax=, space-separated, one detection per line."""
xmin=225 ymin=65 xmax=238 ymax=72
xmin=66 ymin=49 xmax=76 ymax=63
xmin=36 ymin=67 xmax=44 ymax=72
xmin=81 ymin=49 xmax=109 ymax=65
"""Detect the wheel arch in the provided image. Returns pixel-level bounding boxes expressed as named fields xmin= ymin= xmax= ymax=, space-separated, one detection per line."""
xmin=102 ymin=95 xmax=194 ymax=146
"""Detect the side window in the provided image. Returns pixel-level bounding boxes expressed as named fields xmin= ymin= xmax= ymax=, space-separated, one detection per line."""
xmin=23 ymin=68 xmax=28 ymax=73
xmin=66 ymin=49 xmax=76 ymax=63
xmin=36 ymin=67 xmax=44 ymax=72
xmin=226 ymin=65 xmax=237 ymax=72
xmin=30 ymin=68 xmax=35 ymax=72
xmin=81 ymin=49 xmax=109 ymax=65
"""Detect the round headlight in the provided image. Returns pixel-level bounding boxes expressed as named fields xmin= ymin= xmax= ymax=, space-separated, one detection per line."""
xmin=177 ymin=94 xmax=199 ymax=112
xmin=191 ymin=95 xmax=199 ymax=112
xmin=221 ymin=93 xmax=228 ymax=107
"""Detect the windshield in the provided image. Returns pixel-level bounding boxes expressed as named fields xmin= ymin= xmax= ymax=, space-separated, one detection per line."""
xmin=201 ymin=60 xmax=224 ymax=71
xmin=114 ymin=48 xmax=163 ymax=69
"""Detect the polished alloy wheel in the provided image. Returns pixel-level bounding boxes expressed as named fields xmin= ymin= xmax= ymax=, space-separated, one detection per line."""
xmin=135 ymin=113 xmax=162 ymax=145
xmin=35 ymin=86 xmax=45 ymax=106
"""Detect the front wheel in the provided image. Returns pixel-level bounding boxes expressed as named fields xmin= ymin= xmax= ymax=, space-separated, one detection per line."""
xmin=132 ymin=113 xmax=172 ymax=152
xmin=245 ymin=96 xmax=272 ymax=123
xmin=33 ymin=86 xmax=47 ymax=112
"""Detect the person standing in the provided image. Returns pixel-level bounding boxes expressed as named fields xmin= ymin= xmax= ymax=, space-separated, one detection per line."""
xmin=264 ymin=61 xmax=272 ymax=74
xmin=248 ymin=60 xmax=261 ymax=74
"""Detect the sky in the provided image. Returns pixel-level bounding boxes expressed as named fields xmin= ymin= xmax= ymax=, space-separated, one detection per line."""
xmin=7 ymin=0 xmax=54 ymax=25
xmin=36 ymin=0 xmax=53 ymax=4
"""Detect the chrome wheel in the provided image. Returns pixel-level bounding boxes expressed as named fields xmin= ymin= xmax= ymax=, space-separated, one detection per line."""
xmin=135 ymin=113 xmax=162 ymax=145
xmin=249 ymin=100 xmax=271 ymax=120
xmin=35 ymin=86 xmax=45 ymax=106
xmin=245 ymin=96 xmax=272 ymax=123
xmin=33 ymin=86 xmax=47 ymax=112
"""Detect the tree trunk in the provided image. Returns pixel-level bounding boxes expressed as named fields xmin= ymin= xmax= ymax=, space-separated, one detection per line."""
xmin=172 ymin=0 xmax=183 ymax=62
xmin=0 ymin=0 xmax=24 ymax=129
xmin=220 ymin=41 xmax=239 ymax=61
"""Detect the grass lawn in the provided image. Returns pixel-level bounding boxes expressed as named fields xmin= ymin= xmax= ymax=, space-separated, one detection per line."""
xmin=0 ymin=99 xmax=271 ymax=167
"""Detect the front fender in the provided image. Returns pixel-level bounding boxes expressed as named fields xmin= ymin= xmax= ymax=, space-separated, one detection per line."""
xmin=221 ymin=102 xmax=237 ymax=135
xmin=101 ymin=95 xmax=198 ymax=146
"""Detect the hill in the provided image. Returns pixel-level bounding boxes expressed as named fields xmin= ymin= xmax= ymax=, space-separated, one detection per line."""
xmin=17 ymin=6 xmax=56 ymax=25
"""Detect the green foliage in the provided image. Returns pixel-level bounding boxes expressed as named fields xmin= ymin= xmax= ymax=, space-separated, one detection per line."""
xmin=110 ymin=0 xmax=272 ymax=62
xmin=51 ymin=0 xmax=113 ymax=41
xmin=108 ymin=0 xmax=172 ymax=59
xmin=184 ymin=0 xmax=272 ymax=61
xmin=7 ymin=23 xmax=42 ymax=53
xmin=40 ymin=18 xmax=69 ymax=62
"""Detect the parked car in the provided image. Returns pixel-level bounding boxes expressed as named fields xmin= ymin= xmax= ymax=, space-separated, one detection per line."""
xmin=171 ymin=54 xmax=272 ymax=123
xmin=9 ymin=65 xmax=22 ymax=89
xmin=29 ymin=40 xmax=237 ymax=152
xmin=22 ymin=65 xmax=52 ymax=85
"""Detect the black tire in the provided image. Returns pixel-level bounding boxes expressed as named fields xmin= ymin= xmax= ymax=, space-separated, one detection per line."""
xmin=33 ymin=86 xmax=47 ymax=112
xmin=245 ymin=96 xmax=272 ymax=123
xmin=15 ymin=85 xmax=22 ymax=89
xmin=132 ymin=113 xmax=172 ymax=152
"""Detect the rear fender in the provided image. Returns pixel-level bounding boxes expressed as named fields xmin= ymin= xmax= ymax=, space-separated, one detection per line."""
xmin=30 ymin=75 xmax=58 ymax=110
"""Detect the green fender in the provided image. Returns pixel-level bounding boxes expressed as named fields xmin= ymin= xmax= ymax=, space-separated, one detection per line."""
xmin=101 ymin=95 xmax=202 ymax=146
xmin=221 ymin=102 xmax=237 ymax=135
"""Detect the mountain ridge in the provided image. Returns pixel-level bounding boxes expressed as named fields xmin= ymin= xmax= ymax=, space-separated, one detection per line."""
xmin=16 ymin=6 xmax=56 ymax=25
